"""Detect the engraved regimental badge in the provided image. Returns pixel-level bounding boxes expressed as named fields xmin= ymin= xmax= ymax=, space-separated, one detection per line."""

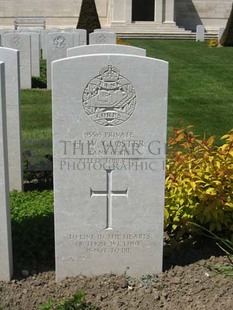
xmin=83 ymin=65 xmax=136 ymax=127
xmin=53 ymin=36 xmax=66 ymax=48
xmin=11 ymin=35 xmax=21 ymax=47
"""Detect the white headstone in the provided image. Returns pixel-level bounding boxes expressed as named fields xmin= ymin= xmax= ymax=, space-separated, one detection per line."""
xmin=196 ymin=25 xmax=205 ymax=42
xmin=47 ymin=32 xmax=74 ymax=89
xmin=40 ymin=29 xmax=60 ymax=59
xmin=21 ymin=32 xmax=40 ymax=77
xmin=63 ymin=29 xmax=87 ymax=45
xmin=73 ymin=29 xmax=87 ymax=45
xmin=73 ymin=33 xmax=81 ymax=47
xmin=52 ymin=54 xmax=168 ymax=281
xmin=2 ymin=33 xmax=32 ymax=89
xmin=67 ymin=44 xmax=146 ymax=57
xmin=0 ymin=61 xmax=13 ymax=281
xmin=89 ymin=32 xmax=116 ymax=45
xmin=218 ymin=27 xmax=225 ymax=42
xmin=0 ymin=47 xmax=23 ymax=191
xmin=0 ymin=30 xmax=16 ymax=36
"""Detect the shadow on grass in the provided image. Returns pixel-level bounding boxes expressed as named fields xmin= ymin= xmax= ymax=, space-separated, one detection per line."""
xmin=11 ymin=214 xmax=55 ymax=279
xmin=10 ymin=189 xmax=55 ymax=279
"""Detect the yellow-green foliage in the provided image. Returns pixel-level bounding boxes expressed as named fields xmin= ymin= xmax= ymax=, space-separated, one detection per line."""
xmin=208 ymin=38 xmax=219 ymax=48
xmin=165 ymin=127 xmax=233 ymax=239
xmin=116 ymin=37 xmax=131 ymax=46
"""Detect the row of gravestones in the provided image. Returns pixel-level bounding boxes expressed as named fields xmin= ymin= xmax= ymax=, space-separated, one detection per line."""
xmin=0 ymin=28 xmax=117 ymax=89
xmin=196 ymin=25 xmax=225 ymax=42
xmin=0 ymin=39 xmax=168 ymax=281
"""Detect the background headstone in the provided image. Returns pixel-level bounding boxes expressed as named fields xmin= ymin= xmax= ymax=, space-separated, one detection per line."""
xmin=73 ymin=33 xmax=81 ymax=47
xmin=47 ymin=32 xmax=74 ymax=89
xmin=0 ymin=47 xmax=23 ymax=191
xmin=196 ymin=25 xmax=205 ymax=42
xmin=218 ymin=27 xmax=225 ymax=42
xmin=0 ymin=61 xmax=13 ymax=281
xmin=52 ymin=54 xmax=168 ymax=281
xmin=73 ymin=29 xmax=87 ymax=45
xmin=2 ymin=33 xmax=32 ymax=89
xmin=63 ymin=29 xmax=87 ymax=45
xmin=89 ymin=32 xmax=116 ymax=44
xmin=21 ymin=32 xmax=40 ymax=77
xmin=40 ymin=29 xmax=60 ymax=59
xmin=67 ymin=44 xmax=146 ymax=57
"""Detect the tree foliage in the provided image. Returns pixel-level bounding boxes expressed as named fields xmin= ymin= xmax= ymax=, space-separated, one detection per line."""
xmin=76 ymin=0 xmax=101 ymax=35
xmin=220 ymin=4 xmax=233 ymax=46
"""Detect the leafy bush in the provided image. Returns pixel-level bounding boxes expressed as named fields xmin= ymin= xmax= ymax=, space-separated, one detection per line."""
xmin=208 ymin=38 xmax=219 ymax=48
xmin=23 ymin=150 xmax=53 ymax=189
xmin=165 ymin=127 xmax=233 ymax=239
xmin=10 ymin=190 xmax=54 ymax=271
xmin=116 ymin=37 xmax=131 ymax=46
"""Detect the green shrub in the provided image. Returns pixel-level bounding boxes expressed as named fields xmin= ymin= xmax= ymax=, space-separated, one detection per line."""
xmin=165 ymin=126 xmax=233 ymax=240
xmin=23 ymin=151 xmax=53 ymax=189
xmin=32 ymin=59 xmax=47 ymax=88
xmin=76 ymin=0 xmax=101 ymax=35
xmin=116 ymin=37 xmax=131 ymax=46
xmin=10 ymin=190 xmax=54 ymax=270
xmin=208 ymin=38 xmax=219 ymax=48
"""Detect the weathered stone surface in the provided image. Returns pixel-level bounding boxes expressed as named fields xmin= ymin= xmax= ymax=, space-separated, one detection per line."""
xmin=67 ymin=44 xmax=146 ymax=57
xmin=0 ymin=61 xmax=13 ymax=281
xmin=52 ymin=54 xmax=168 ymax=281
xmin=47 ymin=32 xmax=74 ymax=89
xmin=89 ymin=31 xmax=116 ymax=44
xmin=196 ymin=25 xmax=205 ymax=41
xmin=0 ymin=47 xmax=23 ymax=191
xmin=2 ymin=33 xmax=32 ymax=89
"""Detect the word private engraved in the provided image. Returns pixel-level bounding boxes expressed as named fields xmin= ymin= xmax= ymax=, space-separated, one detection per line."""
xmin=83 ymin=65 xmax=136 ymax=127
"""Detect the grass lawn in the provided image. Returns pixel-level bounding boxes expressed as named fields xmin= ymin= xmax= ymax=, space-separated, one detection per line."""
xmin=21 ymin=40 xmax=233 ymax=159
xmin=128 ymin=39 xmax=233 ymax=142
xmin=21 ymin=89 xmax=52 ymax=155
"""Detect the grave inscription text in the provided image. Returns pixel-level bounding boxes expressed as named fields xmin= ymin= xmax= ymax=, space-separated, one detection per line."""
xmin=59 ymin=131 xmax=166 ymax=172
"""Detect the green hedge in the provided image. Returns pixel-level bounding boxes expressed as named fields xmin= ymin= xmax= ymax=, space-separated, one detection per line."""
xmin=10 ymin=190 xmax=54 ymax=271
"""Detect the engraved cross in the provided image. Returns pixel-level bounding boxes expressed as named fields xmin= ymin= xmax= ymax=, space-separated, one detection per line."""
xmin=90 ymin=169 xmax=128 ymax=230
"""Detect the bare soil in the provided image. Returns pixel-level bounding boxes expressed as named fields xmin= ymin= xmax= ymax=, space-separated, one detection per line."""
xmin=1 ymin=238 xmax=233 ymax=310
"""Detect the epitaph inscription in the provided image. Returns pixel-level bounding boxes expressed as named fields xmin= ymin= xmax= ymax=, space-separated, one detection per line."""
xmin=68 ymin=233 xmax=150 ymax=256
xmin=83 ymin=65 xmax=136 ymax=127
